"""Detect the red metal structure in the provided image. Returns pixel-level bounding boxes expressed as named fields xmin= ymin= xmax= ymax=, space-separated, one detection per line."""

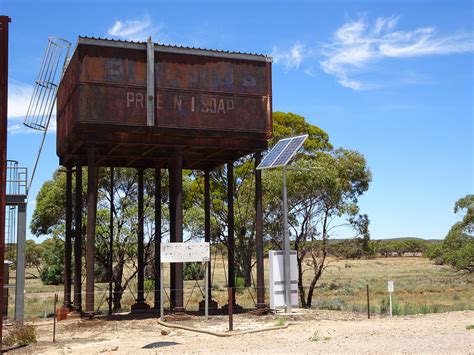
xmin=57 ymin=37 xmax=272 ymax=169
xmin=57 ymin=37 xmax=272 ymax=315
xmin=0 ymin=14 xmax=11 ymax=346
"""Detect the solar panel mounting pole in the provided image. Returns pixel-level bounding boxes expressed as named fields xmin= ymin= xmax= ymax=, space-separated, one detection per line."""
xmin=256 ymin=134 xmax=308 ymax=313
xmin=282 ymin=166 xmax=291 ymax=314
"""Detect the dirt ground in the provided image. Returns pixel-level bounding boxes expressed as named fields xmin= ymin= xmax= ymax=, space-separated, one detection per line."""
xmin=8 ymin=309 xmax=474 ymax=354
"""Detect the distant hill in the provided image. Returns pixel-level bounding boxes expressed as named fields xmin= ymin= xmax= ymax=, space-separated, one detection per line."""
xmin=328 ymin=237 xmax=441 ymax=243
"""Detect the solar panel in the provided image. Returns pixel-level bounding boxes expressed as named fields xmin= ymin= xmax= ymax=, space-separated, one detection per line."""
xmin=257 ymin=134 xmax=308 ymax=170
xmin=257 ymin=138 xmax=292 ymax=169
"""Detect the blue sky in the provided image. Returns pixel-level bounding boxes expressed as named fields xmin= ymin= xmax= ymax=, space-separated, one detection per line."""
xmin=2 ymin=0 xmax=473 ymax=241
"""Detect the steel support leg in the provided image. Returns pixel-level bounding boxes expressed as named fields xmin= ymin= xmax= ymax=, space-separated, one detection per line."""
xmin=14 ymin=203 xmax=26 ymax=323
xmin=173 ymin=150 xmax=184 ymax=313
xmin=73 ymin=164 xmax=83 ymax=312
xmin=132 ymin=168 xmax=150 ymax=311
xmin=85 ymin=147 xmax=97 ymax=315
xmin=199 ymin=170 xmax=218 ymax=312
xmin=227 ymin=162 xmax=236 ymax=305
xmin=63 ymin=166 xmax=73 ymax=309
xmin=154 ymin=165 xmax=161 ymax=310
xmin=168 ymin=165 xmax=176 ymax=309
xmin=108 ymin=167 xmax=114 ymax=315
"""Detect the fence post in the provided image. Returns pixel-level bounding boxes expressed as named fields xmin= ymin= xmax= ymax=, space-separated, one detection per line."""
xmin=228 ymin=287 xmax=233 ymax=331
xmin=366 ymin=284 xmax=370 ymax=319
xmin=53 ymin=294 xmax=58 ymax=343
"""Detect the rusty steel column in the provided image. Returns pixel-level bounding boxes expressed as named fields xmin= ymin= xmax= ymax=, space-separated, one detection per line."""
xmin=199 ymin=170 xmax=218 ymax=312
xmin=63 ymin=165 xmax=73 ymax=309
xmin=153 ymin=165 xmax=161 ymax=310
xmin=227 ymin=162 xmax=236 ymax=304
xmin=73 ymin=164 xmax=83 ymax=312
xmin=132 ymin=168 xmax=150 ymax=311
xmin=168 ymin=165 xmax=176 ymax=308
xmin=173 ymin=150 xmax=184 ymax=313
xmin=204 ymin=171 xmax=212 ymax=300
xmin=108 ymin=166 xmax=114 ymax=316
xmin=255 ymin=152 xmax=266 ymax=310
xmin=0 ymin=16 xmax=11 ymax=347
xmin=85 ymin=147 xmax=97 ymax=314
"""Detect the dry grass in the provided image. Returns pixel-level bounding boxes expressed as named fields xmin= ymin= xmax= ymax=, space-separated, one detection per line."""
xmin=10 ymin=256 xmax=473 ymax=320
xmin=311 ymin=257 xmax=473 ymax=315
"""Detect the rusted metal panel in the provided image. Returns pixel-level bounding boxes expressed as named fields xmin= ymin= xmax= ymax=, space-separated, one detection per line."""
xmin=0 ymin=16 xmax=11 ymax=344
xmin=57 ymin=37 xmax=272 ymax=169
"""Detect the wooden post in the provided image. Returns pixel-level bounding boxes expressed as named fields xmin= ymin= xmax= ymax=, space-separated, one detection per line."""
xmin=228 ymin=287 xmax=233 ymax=331
xmin=53 ymin=294 xmax=58 ymax=343
xmin=367 ymin=284 xmax=370 ymax=319
xmin=85 ymin=147 xmax=97 ymax=315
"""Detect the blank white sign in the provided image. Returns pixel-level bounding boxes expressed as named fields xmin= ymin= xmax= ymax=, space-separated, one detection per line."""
xmin=388 ymin=280 xmax=394 ymax=293
xmin=161 ymin=242 xmax=210 ymax=263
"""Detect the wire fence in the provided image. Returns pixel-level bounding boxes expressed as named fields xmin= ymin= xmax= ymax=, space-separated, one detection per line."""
xmin=3 ymin=277 xmax=471 ymax=323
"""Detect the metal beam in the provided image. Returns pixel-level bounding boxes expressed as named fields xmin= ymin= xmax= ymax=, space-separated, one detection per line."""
xmin=108 ymin=167 xmax=114 ymax=315
xmin=131 ymin=168 xmax=150 ymax=312
xmin=0 ymin=16 xmax=11 ymax=347
xmin=227 ymin=162 xmax=236 ymax=304
xmin=134 ymin=169 xmax=147 ymax=307
xmin=146 ymin=37 xmax=155 ymax=127
xmin=282 ymin=167 xmax=291 ymax=313
xmin=169 ymin=164 xmax=176 ymax=309
xmin=204 ymin=171 xmax=212 ymax=300
xmin=73 ymin=164 xmax=83 ymax=312
xmin=14 ymin=202 xmax=26 ymax=323
xmin=95 ymin=143 xmax=122 ymax=166
xmin=173 ymin=150 xmax=184 ymax=313
xmin=77 ymin=37 xmax=272 ymax=62
xmin=255 ymin=152 xmax=266 ymax=309
xmin=154 ymin=164 xmax=161 ymax=310
xmin=85 ymin=147 xmax=97 ymax=314
xmin=63 ymin=166 xmax=73 ymax=309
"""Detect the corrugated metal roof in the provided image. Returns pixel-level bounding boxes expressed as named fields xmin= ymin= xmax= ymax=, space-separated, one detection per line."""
xmin=77 ymin=36 xmax=273 ymax=62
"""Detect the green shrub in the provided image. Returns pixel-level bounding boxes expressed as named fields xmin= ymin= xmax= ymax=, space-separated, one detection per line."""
xmin=184 ymin=262 xmax=204 ymax=280
xmin=40 ymin=237 xmax=64 ymax=285
xmin=274 ymin=318 xmax=286 ymax=326
xmin=144 ymin=278 xmax=155 ymax=293
xmin=235 ymin=276 xmax=245 ymax=294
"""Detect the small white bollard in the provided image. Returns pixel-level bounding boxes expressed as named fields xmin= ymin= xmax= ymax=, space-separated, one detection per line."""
xmin=387 ymin=280 xmax=394 ymax=317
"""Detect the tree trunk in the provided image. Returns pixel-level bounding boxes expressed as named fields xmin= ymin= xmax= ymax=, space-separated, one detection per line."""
xmin=297 ymin=254 xmax=306 ymax=308
xmin=112 ymin=253 xmax=125 ymax=312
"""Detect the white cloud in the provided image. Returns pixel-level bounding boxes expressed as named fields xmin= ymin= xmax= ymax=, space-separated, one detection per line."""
xmin=107 ymin=14 xmax=162 ymax=42
xmin=7 ymin=79 xmax=57 ymax=135
xmin=8 ymin=117 xmax=56 ymax=135
xmin=320 ymin=15 xmax=474 ymax=90
xmin=271 ymin=43 xmax=307 ymax=70
xmin=304 ymin=66 xmax=315 ymax=77
xmin=8 ymin=79 xmax=33 ymax=119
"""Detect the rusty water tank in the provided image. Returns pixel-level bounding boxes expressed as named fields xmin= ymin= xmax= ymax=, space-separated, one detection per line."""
xmin=56 ymin=37 xmax=273 ymax=170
